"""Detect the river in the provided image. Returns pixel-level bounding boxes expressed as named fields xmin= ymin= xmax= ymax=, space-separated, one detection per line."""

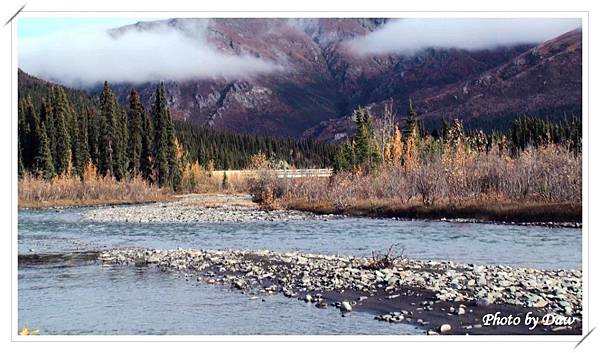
xmin=17 ymin=205 xmax=581 ymax=335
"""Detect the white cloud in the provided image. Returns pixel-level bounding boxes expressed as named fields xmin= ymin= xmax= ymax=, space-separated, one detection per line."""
xmin=19 ymin=22 xmax=282 ymax=87
xmin=345 ymin=18 xmax=582 ymax=56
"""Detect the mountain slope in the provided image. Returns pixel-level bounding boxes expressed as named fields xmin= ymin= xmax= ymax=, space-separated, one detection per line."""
xmin=102 ymin=18 xmax=561 ymax=138
xmin=304 ymin=29 xmax=582 ymax=141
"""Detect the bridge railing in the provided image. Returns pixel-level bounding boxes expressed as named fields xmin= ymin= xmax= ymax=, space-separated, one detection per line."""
xmin=214 ymin=169 xmax=333 ymax=179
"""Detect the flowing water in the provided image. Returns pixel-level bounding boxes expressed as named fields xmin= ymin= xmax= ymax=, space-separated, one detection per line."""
xmin=17 ymin=206 xmax=582 ymax=335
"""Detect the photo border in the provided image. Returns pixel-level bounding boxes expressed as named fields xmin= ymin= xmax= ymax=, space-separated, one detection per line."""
xmin=9 ymin=8 xmax=591 ymax=344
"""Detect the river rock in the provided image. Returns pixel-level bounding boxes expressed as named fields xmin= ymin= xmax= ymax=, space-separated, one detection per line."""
xmin=440 ymin=324 xmax=452 ymax=333
xmin=98 ymin=245 xmax=582 ymax=333
xmin=233 ymin=279 xmax=247 ymax=289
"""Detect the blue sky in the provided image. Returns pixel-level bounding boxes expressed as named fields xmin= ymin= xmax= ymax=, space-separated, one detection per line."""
xmin=18 ymin=18 xmax=157 ymax=39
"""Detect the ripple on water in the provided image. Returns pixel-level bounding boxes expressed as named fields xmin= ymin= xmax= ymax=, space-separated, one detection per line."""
xmin=17 ymin=207 xmax=582 ymax=335
xmin=18 ymin=264 xmax=422 ymax=335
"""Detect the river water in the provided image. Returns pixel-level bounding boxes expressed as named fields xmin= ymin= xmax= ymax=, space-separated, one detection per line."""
xmin=17 ymin=206 xmax=582 ymax=335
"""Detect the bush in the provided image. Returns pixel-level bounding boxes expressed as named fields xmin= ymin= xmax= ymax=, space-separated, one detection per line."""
xmin=248 ymin=142 xmax=581 ymax=210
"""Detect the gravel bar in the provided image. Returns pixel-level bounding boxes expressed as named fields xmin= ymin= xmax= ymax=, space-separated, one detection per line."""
xmin=100 ymin=247 xmax=582 ymax=335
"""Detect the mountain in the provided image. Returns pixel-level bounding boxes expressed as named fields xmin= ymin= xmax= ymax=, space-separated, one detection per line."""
xmin=303 ymin=29 xmax=582 ymax=141
xmin=102 ymin=18 xmax=577 ymax=138
xmin=28 ymin=18 xmax=579 ymax=141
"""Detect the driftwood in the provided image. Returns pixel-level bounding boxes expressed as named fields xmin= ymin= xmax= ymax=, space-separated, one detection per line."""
xmin=363 ymin=243 xmax=406 ymax=270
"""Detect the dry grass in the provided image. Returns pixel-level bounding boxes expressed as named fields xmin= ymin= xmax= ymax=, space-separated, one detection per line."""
xmin=286 ymin=198 xmax=581 ymax=223
xmin=179 ymin=161 xmax=250 ymax=194
xmin=18 ymin=163 xmax=172 ymax=209
xmin=249 ymin=143 xmax=582 ymax=222
xmin=18 ymin=161 xmax=255 ymax=209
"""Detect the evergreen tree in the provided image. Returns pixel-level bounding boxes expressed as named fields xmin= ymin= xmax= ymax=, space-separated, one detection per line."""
xmin=98 ymin=82 xmax=118 ymax=177
xmin=18 ymin=135 xmax=25 ymax=177
xmin=222 ymin=171 xmax=229 ymax=189
xmin=141 ymin=112 xmax=155 ymax=181
xmin=35 ymin=122 xmax=56 ymax=180
xmin=86 ymin=107 xmax=99 ymax=166
xmin=72 ymin=109 xmax=90 ymax=176
xmin=333 ymin=141 xmax=354 ymax=172
xmin=152 ymin=83 xmax=171 ymax=187
xmin=128 ymin=89 xmax=144 ymax=176
xmin=39 ymin=98 xmax=56 ymax=166
xmin=405 ymin=98 xmax=419 ymax=137
xmin=18 ymin=98 xmax=39 ymax=170
xmin=113 ymin=107 xmax=129 ymax=180
xmin=353 ymin=108 xmax=381 ymax=173
xmin=18 ymin=99 xmax=27 ymax=174
xmin=51 ymin=87 xmax=73 ymax=175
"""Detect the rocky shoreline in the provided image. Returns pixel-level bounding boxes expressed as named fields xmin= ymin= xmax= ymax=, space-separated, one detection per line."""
xmin=100 ymin=248 xmax=582 ymax=335
xmin=436 ymin=217 xmax=582 ymax=229
xmin=82 ymin=194 xmax=334 ymax=223
xmin=80 ymin=193 xmax=581 ymax=229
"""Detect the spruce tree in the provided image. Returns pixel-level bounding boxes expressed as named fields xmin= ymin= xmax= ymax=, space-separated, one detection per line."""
xmin=52 ymin=87 xmax=73 ymax=175
xmin=151 ymin=83 xmax=180 ymax=187
xmin=35 ymin=122 xmax=56 ymax=180
xmin=353 ymin=108 xmax=381 ymax=173
xmin=152 ymin=84 xmax=169 ymax=186
xmin=141 ymin=113 xmax=155 ymax=182
xmin=113 ymin=108 xmax=129 ymax=180
xmin=85 ymin=107 xmax=98 ymax=166
xmin=128 ymin=89 xmax=144 ymax=176
xmin=98 ymin=82 xmax=117 ymax=177
xmin=40 ymin=98 xmax=57 ymax=166
xmin=73 ymin=109 xmax=90 ymax=176
xmin=18 ymin=98 xmax=39 ymax=171
xmin=18 ymin=99 xmax=28 ymax=174
xmin=18 ymin=136 xmax=25 ymax=178
xmin=405 ymin=98 xmax=421 ymax=138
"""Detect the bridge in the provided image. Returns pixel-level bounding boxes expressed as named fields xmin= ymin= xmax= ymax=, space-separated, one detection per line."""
xmin=214 ymin=169 xmax=333 ymax=179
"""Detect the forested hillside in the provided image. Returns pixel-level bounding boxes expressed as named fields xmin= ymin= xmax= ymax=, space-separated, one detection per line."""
xmin=18 ymin=70 xmax=336 ymax=189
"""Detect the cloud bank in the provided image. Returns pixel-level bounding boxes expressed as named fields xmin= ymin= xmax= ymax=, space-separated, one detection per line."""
xmin=345 ymin=18 xmax=582 ymax=56
xmin=19 ymin=23 xmax=282 ymax=87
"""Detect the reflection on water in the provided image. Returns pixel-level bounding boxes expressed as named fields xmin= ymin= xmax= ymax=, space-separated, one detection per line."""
xmin=17 ymin=207 xmax=581 ymax=335
xmin=19 ymin=263 xmax=421 ymax=335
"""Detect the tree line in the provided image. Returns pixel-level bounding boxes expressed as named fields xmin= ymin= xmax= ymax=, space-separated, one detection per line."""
xmin=175 ymin=121 xmax=337 ymax=170
xmin=333 ymin=101 xmax=582 ymax=174
xmin=18 ymin=82 xmax=181 ymax=187
xmin=18 ymin=79 xmax=337 ymax=189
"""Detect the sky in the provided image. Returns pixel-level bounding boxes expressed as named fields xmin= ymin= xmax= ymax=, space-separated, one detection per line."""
xmin=17 ymin=17 xmax=582 ymax=87
xmin=18 ymin=18 xmax=154 ymax=39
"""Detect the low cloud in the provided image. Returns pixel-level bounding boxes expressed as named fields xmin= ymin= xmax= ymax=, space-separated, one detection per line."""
xmin=19 ymin=22 xmax=282 ymax=87
xmin=345 ymin=18 xmax=582 ymax=56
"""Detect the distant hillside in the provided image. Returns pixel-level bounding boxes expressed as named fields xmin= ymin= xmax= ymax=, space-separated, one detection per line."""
xmin=303 ymin=29 xmax=582 ymax=141
xmin=102 ymin=18 xmax=567 ymax=139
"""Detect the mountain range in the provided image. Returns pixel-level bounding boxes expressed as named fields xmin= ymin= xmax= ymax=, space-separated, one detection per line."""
xmin=24 ymin=18 xmax=583 ymax=142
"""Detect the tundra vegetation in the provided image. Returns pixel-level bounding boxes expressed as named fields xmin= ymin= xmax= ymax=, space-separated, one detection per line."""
xmin=249 ymin=102 xmax=582 ymax=222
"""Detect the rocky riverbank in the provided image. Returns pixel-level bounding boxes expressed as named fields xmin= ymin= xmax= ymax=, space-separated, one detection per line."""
xmin=100 ymin=248 xmax=582 ymax=335
xmin=437 ymin=218 xmax=582 ymax=229
xmin=284 ymin=200 xmax=582 ymax=227
xmin=82 ymin=194 xmax=334 ymax=223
